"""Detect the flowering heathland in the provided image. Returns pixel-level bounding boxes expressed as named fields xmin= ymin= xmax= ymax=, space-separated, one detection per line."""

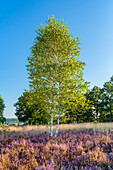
xmin=0 ymin=124 xmax=113 ymax=169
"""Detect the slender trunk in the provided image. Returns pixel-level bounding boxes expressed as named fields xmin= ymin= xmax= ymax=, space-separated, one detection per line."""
xmin=110 ymin=104 xmax=112 ymax=122
xmin=54 ymin=103 xmax=61 ymax=138
xmin=49 ymin=52 xmax=56 ymax=137
xmin=96 ymin=104 xmax=99 ymax=122
xmin=54 ymin=114 xmax=60 ymax=138
xmin=50 ymin=110 xmax=53 ymax=137
xmin=77 ymin=114 xmax=79 ymax=123
xmin=28 ymin=119 xmax=32 ymax=125
xmin=96 ymin=110 xmax=98 ymax=122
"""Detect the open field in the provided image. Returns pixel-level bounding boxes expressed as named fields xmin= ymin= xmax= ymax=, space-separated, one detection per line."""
xmin=0 ymin=123 xmax=113 ymax=169
xmin=2 ymin=122 xmax=113 ymax=134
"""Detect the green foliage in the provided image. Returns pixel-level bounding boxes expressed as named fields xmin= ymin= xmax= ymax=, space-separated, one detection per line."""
xmin=65 ymin=78 xmax=113 ymax=124
xmin=64 ymin=97 xmax=94 ymax=123
xmin=102 ymin=75 xmax=113 ymax=122
xmin=14 ymin=91 xmax=49 ymax=125
xmin=0 ymin=95 xmax=5 ymax=117
xmin=85 ymin=86 xmax=103 ymax=122
xmin=0 ymin=95 xmax=6 ymax=124
xmin=0 ymin=117 xmax=6 ymax=124
xmin=80 ymin=75 xmax=113 ymax=123
xmin=93 ymin=120 xmax=98 ymax=124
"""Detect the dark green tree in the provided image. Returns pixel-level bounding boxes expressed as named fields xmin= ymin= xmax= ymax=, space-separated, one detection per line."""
xmin=85 ymin=86 xmax=103 ymax=122
xmin=14 ymin=91 xmax=49 ymax=125
xmin=64 ymin=97 xmax=94 ymax=123
xmin=102 ymin=76 xmax=113 ymax=122
xmin=0 ymin=95 xmax=6 ymax=124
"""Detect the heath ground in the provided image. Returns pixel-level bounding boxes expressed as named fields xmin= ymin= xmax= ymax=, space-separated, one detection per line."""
xmin=0 ymin=123 xmax=113 ymax=170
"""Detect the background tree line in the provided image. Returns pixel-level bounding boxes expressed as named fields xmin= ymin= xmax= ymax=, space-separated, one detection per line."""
xmin=14 ymin=75 xmax=113 ymax=125
xmin=1 ymin=73 xmax=113 ymax=126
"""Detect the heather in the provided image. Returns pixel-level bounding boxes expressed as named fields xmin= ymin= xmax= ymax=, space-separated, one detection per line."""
xmin=0 ymin=124 xmax=112 ymax=169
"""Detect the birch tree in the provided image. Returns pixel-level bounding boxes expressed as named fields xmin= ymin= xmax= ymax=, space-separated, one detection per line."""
xmin=27 ymin=15 xmax=88 ymax=137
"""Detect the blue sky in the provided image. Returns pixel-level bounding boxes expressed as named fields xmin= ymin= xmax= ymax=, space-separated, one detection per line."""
xmin=0 ymin=0 xmax=113 ymax=118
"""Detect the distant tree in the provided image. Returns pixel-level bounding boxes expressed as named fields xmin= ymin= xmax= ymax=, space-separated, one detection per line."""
xmin=27 ymin=16 xmax=89 ymax=137
xmin=0 ymin=95 xmax=6 ymax=124
xmin=14 ymin=91 xmax=49 ymax=125
xmin=64 ymin=97 xmax=94 ymax=123
xmin=85 ymin=86 xmax=103 ymax=122
xmin=0 ymin=95 xmax=5 ymax=116
xmin=102 ymin=76 xmax=113 ymax=122
xmin=0 ymin=117 xmax=6 ymax=124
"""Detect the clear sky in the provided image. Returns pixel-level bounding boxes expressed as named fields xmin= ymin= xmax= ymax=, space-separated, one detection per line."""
xmin=0 ymin=0 xmax=113 ymax=118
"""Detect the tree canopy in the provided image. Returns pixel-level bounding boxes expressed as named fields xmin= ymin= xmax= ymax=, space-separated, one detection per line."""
xmin=14 ymin=91 xmax=49 ymax=125
xmin=0 ymin=95 xmax=6 ymax=124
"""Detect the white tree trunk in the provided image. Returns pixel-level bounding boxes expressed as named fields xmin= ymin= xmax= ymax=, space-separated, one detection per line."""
xmin=54 ymin=114 xmax=59 ymax=138
xmin=50 ymin=111 xmax=53 ymax=137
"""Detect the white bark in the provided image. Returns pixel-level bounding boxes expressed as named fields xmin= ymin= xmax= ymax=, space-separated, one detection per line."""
xmin=50 ymin=111 xmax=53 ymax=137
xmin=54 ymin=114 xmax=60 ymax=138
